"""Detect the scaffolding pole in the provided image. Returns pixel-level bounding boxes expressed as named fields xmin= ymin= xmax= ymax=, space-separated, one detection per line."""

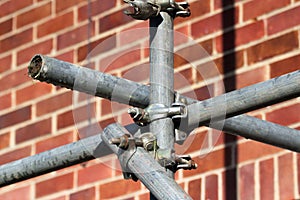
xmin=187 ymin=69 xmax=300 ymax=126
xmin=28 ymin=55 xmax=300 ymax=150
xmin=102 ymin=123 xmax=191 ymax=200
xmin=1 ymin=116 xmax=299 ymax=187
xmin=0 ymin=134 xmax=103 ymax=187
xmin=0 ymin=124 xmax=141 ymax=187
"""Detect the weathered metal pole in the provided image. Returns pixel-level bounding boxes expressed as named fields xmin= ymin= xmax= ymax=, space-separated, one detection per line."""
xmin=0 ymin=135 xmax=103 ymax=187
xmin=102 ymin=123 xmax=192 ymax=200
xmin=1 ymin=117 xmax=299 ymax=187
xmin=28 ymin=55 xmax=149 ymax=108
xmin=187 ymin=69 xmax=300 ymax=127
xmin=149 ymin=13 xmax=175 ymax=173
xmin=28 ymin=56 xmax=300 ymax=151
xmin=212 ymin=115 xmax=300 ymax=151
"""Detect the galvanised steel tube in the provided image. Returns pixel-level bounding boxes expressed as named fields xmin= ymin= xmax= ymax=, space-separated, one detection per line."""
xmin=0 ymin=124 xmax=141 ymax=187
xmin=149 ymin=13 xmax=175 ymax=181
xmin=211 ymin=115 xmax=300 ymax=152
xmin=28 ymin=54 xmax=149 ymax=108
xmin=28 ymin=55 xmax=300 ymax=151
xmin=102 ymin=123 xmax=192 ymax=200
xmin=0 ymin=135 xmax=103 ymax=187
xmin=187 ymin=69 xmax=300 ymax=127
xmin=1 ymin=118 xmax=300 ymax=188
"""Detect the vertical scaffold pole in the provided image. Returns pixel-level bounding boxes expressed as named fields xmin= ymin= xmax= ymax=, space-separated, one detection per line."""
xmin=150 ymin=13 xmax=175 ymax=174
xmin=149 ymin=12 xmax=175 ymax=199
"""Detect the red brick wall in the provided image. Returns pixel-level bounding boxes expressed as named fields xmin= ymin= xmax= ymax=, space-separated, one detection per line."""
xmin=0 ymin=0 xmax=300 ymax=199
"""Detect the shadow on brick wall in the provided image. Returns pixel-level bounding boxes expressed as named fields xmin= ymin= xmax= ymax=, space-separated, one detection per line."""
xmin=222 ymin=1 xmax=238 ymax=199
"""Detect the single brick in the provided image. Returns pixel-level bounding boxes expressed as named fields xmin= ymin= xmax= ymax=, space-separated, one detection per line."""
xmin=260 ymin=158 xmax=274 ymax=200
xmin=247 ymin=31 xmax=299 ymax=64
xmin=0 ymin=186 xmax=31 ymax=200
xmin=268 ymin=6 xmax=300 ymax=35
xmin=57 ymin=103 xmax=96 ymax=129
xmin=101 ymin=98 xmax=113 ymax=116
xmin=56 ymin=50 xmax=74 ymax=63
xmin=0 ymin=0 xmax=32 ymax=18
xmin=278 ymin=153 xmax=294 ymax=199
xmin=78 ymin=163 xmax=113 ymax=186
xmin=216 ymin=20 xmax=265 ymax=52
xmin=37 ymin=11 xmax=74 ymax=38
xmin=244 ymin=0 xmax=290 ymax=22
xmin=16 ymin=82 xmax=52 ymax=105
xmin=188 ymin=179 xmax=201 ymax=200
xmin=99 ymin=45 xmax=141 ymax=72
xmin=36 ymin=92 xmax=72 ymax=116
xmin=0 ymin=146 xmax=31 ymax=165
xmin=191 ymin=7 xmax=239 ymax=39
xmin=270 ymin=54 xmax=300 ymax=78
xmin=0 ymin=18 xmax=13 ymax=36
xmin=78 ymin=0 xmax=116 ymax=22
xmin=70 ymin=187 xmax=95 ymax=200
xmin=99 ymin=179 xmax=141 ymax=199
xmin=35 ymin=173 xmax=74 ymax=198
xmin=0 ymin=132 xmax=10 ymax=150
xmin=17 ymin=39 xmax=53 ymax=65
xmin=77 ymin=34 xmax=116 ymax=62
xmin=57 ymin=22 xmax=95 ymax=50
xmin=239 ymin=163 xmax=255 ymax=200
xmin=99 ymin=10 xmax=133 ymax=33
xmin=15 ymin=118 xmax=51 ymax=144
xmin=0 ymin=106 xmax=31 ymax=129
xmin=237 ymin=140 xmax=282 ymax=163
xmin=0 ymin=28 xmax=33 ymax=54
xmin=0 ymin=55 xmax=12 ymax=73
xmin=0 ymin=93 xmax=12 ymax=110
xmin=35 ymin=131 xmax=74 ymax=153
xmin=266 ymin=103 xmax=300 ymax=126
xmin=16 ymin=2 xmax=51 ymax=28
xmin=56 ymin=0 xmax=86 ymax=13
xmin=0 ymin=68 xmax=30 ymax=92
xmin=205 ymin=174 xmax=218 ymax=200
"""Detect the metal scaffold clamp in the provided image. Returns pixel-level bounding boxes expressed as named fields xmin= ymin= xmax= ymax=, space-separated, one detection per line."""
xmin=128 ymin=102 xmax=187 ymax=126
xmin=109 ymin=132 xmax=158 ymax=180
xmin=128 ymin=96 xmax=189 ymax=144
xmin=124 ymin=0 xmax=190 ymax=20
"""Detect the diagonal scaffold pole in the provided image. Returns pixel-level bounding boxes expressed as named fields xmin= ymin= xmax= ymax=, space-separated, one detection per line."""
xmin=28 ymin=55 xmax=300 ymax=151
xmin=1 ymin=115 xmax=299 ymax=187
xmin=101 ymin=123 xmax=191 ymax=199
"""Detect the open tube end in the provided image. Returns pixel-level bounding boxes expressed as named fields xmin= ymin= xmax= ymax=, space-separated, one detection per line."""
xmin=28 ymin=54 xmax=43 ymax=79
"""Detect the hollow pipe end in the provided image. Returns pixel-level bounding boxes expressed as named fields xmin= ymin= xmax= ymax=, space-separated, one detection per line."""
xmin=28 ymin=54 xmax=43 ymax=79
